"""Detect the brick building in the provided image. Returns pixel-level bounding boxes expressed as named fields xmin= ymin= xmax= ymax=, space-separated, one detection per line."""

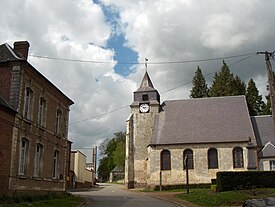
xmin=0 ymin=41 xmax=74 ymax=194
xmin=0 ymin=97 xmax=17 ymax=193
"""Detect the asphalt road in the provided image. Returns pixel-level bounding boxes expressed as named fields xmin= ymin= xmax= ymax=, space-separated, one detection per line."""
xmin=72 ymin=183 xmax=178 ymax=207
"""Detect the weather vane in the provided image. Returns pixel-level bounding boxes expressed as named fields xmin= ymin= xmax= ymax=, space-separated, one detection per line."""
xmin=145 ymin=58 xmax=148 ymax=72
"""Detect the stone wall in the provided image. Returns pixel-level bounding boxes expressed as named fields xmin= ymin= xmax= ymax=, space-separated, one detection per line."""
xmin=131 ymin=106 xmax=158 ymax=187
xmin=147 ymin=143 xmax=249 ymax=188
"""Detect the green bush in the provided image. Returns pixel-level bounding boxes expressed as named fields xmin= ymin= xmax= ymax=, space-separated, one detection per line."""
xmin=154 ymin=183 xmax=211 ymax=191
xmin=211 ymin=184 xmax=217 ymax=192
xmin=216 ymin=171 xmax=275 ymax=192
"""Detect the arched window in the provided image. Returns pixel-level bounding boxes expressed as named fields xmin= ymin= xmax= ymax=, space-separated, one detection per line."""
xmin=183 ymin=149 xmax=194 ymax=169
xmin=160 ymin=149 xmax=171 ymax=170
xmin=38 ymin=97 xmax=46 ymax=127
xmin=53 ymin=150 xmax=60 ymax=179
xmin=24 ymin=88 xmax=33 ymax=120
xmin=208 ymin=148 xmax=218 ymax=169
xmin=34 ymin=143 xmax=43 ymax=177
xmin=19 ymin=138 xmax=29 ymax=175
xmin=233 ymin=147 xmax=244 ymax=168
xmin=55 ymin=109 xmax=62 ymax=135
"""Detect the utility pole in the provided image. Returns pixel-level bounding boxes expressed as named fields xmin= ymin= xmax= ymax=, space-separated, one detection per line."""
xmin=91 ymin=146 xmax=97 ymax=183
xmin=257 ymin=51 xmax=275 ymax=134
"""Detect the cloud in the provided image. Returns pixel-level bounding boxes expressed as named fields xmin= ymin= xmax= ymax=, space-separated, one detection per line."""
xmin=102 ymin=0 xmax=275 ymax=100
xmin=0 ymin=0 xmax=137 ymax=150
xmin=200 ymin=13 xmax=250 ymax=50
xmin=1 ymin=0 xmax=275 ymax=154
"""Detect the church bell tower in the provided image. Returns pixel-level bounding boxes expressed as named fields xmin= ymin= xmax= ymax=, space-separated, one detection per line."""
xmin=125 ymin=68 xmax=160 ymax=189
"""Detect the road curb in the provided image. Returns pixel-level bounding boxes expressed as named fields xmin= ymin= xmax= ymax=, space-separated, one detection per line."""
xmin=147 ymin=193 xmax=188 ymax=207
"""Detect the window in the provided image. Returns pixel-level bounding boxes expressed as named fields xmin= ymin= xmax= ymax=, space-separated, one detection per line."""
xmin=34 ymin=144 xmax=43 ymax=177
xmin=55 ymin=110 xmax=62 ymax=135
xmin=161 ymin=150 xmax=171 ymax=170
xmin=53 ymin=150 xmax=59 ymax=179
xmin=208 ymin=148 xmax=218 ymax=169
xmin=183 ymin=149 xmax=194 ymax=169
xmin=38 ymin=98 xmax=46 ymax=127
xmin=19 ymin=138 xmax=29 ymax=175
xmin=24 ymin=88 xmax=33 ymax=120
xmin=142 ymin=94 xmax=149 ymax=101
xmin=233 ymin=147 xmax=244 ymax=168
xmin=270 ymin=160 xmax=275 ymax=171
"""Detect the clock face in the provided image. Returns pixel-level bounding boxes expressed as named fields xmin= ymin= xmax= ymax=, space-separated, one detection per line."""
xmin=139 ymin=103 xmax=150 ymax=113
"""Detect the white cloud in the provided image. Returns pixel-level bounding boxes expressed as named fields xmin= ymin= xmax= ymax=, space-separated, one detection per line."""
xmin=1 ymin=0 xmax=275 ymax=151
xmin=200 ymin=13 xmax=250 ymax=50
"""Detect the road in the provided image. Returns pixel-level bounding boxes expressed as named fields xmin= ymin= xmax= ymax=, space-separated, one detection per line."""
xmin=72 ymin=183 xmax=179 ymax=207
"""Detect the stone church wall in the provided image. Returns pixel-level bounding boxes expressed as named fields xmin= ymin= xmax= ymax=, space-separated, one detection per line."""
xmin=147 ymin=143 xmax=248 ymax=188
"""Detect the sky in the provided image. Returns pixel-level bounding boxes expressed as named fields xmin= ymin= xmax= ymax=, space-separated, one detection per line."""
xmin=1 ymin=0 xmax=275 ymax=159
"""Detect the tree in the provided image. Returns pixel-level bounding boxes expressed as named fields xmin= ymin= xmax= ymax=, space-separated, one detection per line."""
xmin=97 ymin=131 xmax=126 ymax=182
xmin=209 ymin=61 xmax=245 ymax=97
xmin=113 ymin=141 xmax=125 ymax=167
xmin=97 ymin=157 xmax=110 ymax=182
xmin=262 ymin=95 xmax=272 ymax=115
xmin=232 ymin=76 xmax=246 ymax=96
xmin=262 ymin=71 xmax=275 ymax=115
xmin=246 ymin=79 xmax=264 ymax=116
xmin=190 ymin=66 xmax=209 ymax=98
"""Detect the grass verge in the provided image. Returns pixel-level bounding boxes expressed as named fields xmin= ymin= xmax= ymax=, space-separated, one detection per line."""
xmin=0 ymin=192 xmax=84 ymax=207
xmin=176 ymin=188 xmax=275 ymax=206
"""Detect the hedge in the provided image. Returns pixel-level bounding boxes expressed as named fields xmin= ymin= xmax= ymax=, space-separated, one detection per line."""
xmin=216 ymin=171 xmax=275 ymax=192
xmin=154 ymin=183 xmax=211 ymax=191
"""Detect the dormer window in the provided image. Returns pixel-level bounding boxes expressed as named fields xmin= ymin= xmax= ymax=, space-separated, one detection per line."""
xmin=142 ymin=94 xmax=148 ymax=101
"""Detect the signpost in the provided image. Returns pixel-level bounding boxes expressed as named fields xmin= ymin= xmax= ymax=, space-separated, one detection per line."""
xmin=159 ymin=171 xmax=162 ymax=191
xmin=184 ymin=155 xmax=189 ymax=194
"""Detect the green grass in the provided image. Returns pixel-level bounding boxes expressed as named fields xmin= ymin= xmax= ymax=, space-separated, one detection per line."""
xmin=0 ymin=193 xmax=84 ymax=207
xmin=176 ymin=188 xmax=275 ymax=206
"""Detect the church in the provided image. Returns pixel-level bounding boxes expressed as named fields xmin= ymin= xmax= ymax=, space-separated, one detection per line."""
xmin=125 ymin=71 xmax=275 ymax=189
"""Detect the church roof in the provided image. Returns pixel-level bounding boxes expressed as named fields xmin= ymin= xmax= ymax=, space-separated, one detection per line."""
xmin=136 ymin=71 xmax=156 ymax=92
xmin=151 ymin=95 xmax=255 ymax=145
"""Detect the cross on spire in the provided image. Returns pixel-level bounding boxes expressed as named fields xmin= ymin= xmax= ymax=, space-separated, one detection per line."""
xmin=145 ymin=58 xmax=148 ymax=72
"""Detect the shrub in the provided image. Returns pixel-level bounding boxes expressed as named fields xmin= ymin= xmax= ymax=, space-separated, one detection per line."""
xmin=154 ymin=183 xmax=211 ymax=191
xmin=216 ymin=171 xmax=275 ymax=192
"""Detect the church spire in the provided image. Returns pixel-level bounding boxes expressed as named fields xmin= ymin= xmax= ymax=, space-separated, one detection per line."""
xmin=136 ymin=58 xmax=156 ymax=92
xmin=136 ymin=71 xmax=155 ymax=92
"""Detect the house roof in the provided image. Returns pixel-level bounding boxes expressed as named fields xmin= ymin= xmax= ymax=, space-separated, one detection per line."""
xmin=151 ymin=95 xmax=255 ymax=145
xmin=250 ymin=115 xmax=275 ymax=158
xmin=111 ymin=166 xmax=124 ymax=172
xmin=251 ymin=115 xmax=275 ymax=147
xmin=0 ymin=95 xmax=16 ymax=113
xmin=258 ymin=141 xmax=275 ymax=158
xmin=0 ymin=42 xmax=74 ymax=105
xmin=0 ymin=43 xmax=23 ymax=62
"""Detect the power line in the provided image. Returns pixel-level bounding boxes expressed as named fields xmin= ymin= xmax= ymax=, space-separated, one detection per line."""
xmin=70 ymin=105 xmax=129 ymax=125
xmin=29 ymin=52 xmax=256 ymax=65
xmin=160 ymin=53 xmax=256 ymax=94
xmin=70 ymin=53 xmax=257 ymax=125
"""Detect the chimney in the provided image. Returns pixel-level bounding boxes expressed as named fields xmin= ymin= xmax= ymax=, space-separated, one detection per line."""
xmin=13 ymin=41 xmax=30 ymax=60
